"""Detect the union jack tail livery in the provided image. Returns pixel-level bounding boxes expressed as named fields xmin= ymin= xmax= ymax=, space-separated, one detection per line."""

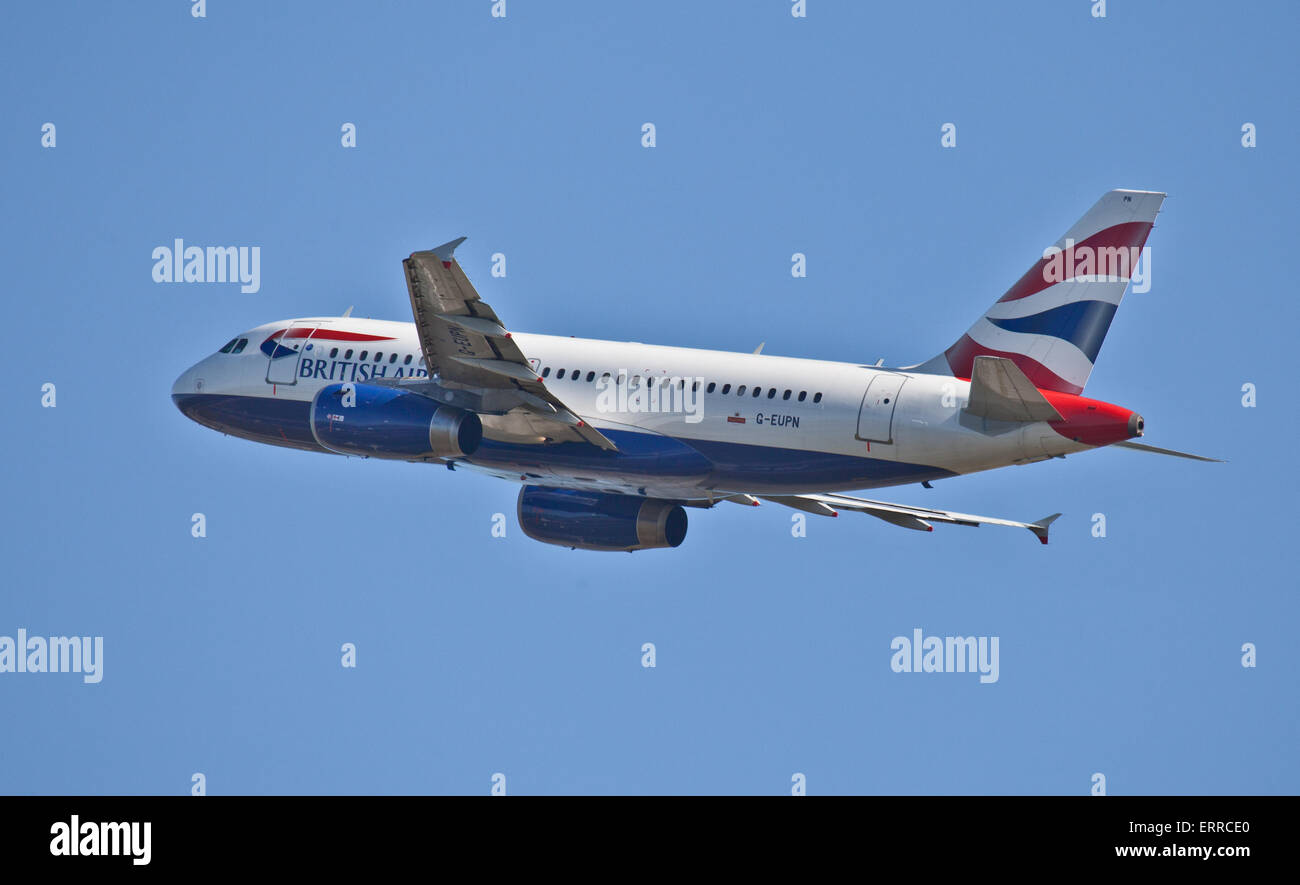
xmin=917 ymin=189 xmax=1165 ymax=395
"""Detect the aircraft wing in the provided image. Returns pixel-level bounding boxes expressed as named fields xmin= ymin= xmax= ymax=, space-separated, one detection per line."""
xmin=751 ymin=492 xmax=1061 ymax=544
xmin=401 ymin=238 xmax=617 ymax=451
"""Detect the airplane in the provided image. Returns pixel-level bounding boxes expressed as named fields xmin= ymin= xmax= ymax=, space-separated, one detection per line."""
xmin=172 ymin=189 xmax=1218 ymax=551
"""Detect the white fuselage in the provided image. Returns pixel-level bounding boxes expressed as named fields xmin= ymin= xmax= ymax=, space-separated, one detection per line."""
xmin=172 ymin=317 xmax=1094 ymax=500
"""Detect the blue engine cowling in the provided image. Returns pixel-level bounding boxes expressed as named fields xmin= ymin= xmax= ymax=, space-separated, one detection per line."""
xmin=517 ymin=486 xmax=688 ymax=551
xmin=309 ymin=383 xmax=482 ymax=460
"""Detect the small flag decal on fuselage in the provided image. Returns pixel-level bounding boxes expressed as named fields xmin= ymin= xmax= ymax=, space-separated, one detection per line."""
xmin=727 ymin=414 xmax=746 ymax=424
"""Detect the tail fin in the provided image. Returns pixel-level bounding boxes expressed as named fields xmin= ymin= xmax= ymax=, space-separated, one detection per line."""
xmin=914 ymin=189 xmax=1165 ymax=394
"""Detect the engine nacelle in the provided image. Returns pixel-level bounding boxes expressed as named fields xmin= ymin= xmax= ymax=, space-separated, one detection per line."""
xmin=309 ymin=383 xmax=482 ymax=460
xmin=517 ymin=486 xmax=688 ymax=551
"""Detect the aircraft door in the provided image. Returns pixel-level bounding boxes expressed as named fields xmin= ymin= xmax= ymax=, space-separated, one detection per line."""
xmin=264 ymin=322 xmax=319 ymax=385
xmin=856 ymin=374 xmax=907 ymax=444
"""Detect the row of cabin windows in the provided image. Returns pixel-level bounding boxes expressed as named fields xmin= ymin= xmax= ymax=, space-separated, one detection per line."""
xmin=324 ymin=347 xmax=415 ymax=365
xmin=223 ymin=342 xmax=821 ymax=403
xmin=540 ymin=366 xmax=822 ymax=404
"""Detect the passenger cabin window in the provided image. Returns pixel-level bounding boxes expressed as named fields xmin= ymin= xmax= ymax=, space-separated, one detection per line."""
xmin=557 ymin=369 xmax=566 ymax=379
xmin=752 ymin=387 xmax=762 ymax=398
xmin=798 ymin=391 xmax=807 ymax=402
xmin=404 ymin=354 xmax=413 ymax=365
xmin=736 ymin=385 xmax=746 ymax=396
xmin=345 ymin=349 xmax=353 ymax=359
xmin=706 ymin=382 xmax=716 ymax=393
xmin=542 ymin=367 xmax=551 ymax=378
xmin=359 ymin=351 xmax=368 ymax=360
xmin=586 ymin=371 xmax=595 ymax=382
xmin=389 ymin=353 xmax=397 ymax=363
xmin=782 ymin=389 xmax=791 ymax=400
xmin=813 ymin=392 xmax=823 ymax=403
xmin=330 ymin=347 xmax=339 ymax=358
xmin=721 ymin=384 xmax=731 ymax=394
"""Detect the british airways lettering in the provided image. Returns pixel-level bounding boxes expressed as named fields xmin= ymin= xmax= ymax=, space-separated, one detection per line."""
xmin=297 ymin=359 xmax=429 ymax=382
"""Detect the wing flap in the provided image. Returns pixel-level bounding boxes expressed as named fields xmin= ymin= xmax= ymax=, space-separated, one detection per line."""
xmin=758 ymin=491 xmax=1060 ymax=544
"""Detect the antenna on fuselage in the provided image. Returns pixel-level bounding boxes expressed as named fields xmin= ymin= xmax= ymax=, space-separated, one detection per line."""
xmin=753 ymin=342 xmax=765 ymax=354
xmin=342 ymin=305 xmax=354 ymax=318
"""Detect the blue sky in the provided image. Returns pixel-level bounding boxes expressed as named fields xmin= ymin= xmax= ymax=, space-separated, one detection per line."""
xmin=2 ymin=1 xmax=1295 ymax=794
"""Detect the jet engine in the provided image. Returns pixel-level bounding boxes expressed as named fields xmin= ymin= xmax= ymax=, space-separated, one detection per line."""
xmin=516 ymin=486 xmax=688 ymax=551
xmin=309 ymin=383 xmax=482 ymax=460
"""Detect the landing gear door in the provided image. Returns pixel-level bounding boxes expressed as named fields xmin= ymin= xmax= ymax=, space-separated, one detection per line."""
xmin=856 ymin=374 xmax=907 ymax=444
xmin=265 ymin=321 xmax=320 ymax=385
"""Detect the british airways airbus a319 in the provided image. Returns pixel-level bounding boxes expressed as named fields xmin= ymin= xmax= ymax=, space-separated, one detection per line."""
xmin=172 ymin=189 xmax=1217 ymax=551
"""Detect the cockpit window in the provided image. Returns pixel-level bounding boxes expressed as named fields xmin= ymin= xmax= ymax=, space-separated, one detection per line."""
xmin=231 ymin=338 xmax=248 ymax=354
xmin=218 ymin=339 xmax=238 ymax=353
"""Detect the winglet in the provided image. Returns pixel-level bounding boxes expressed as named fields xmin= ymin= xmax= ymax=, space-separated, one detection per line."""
xmin=1029 ymin=513 xmax=1062 ymax=545
xmin=431 ymin=237 xmax=467 ymax=263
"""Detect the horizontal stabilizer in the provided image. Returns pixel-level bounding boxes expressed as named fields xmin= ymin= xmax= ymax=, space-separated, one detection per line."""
xmin=1112 ymin=440 xmax=1224 ymax=462
xmin=964 ymin=355 xmax=1064 ymax=423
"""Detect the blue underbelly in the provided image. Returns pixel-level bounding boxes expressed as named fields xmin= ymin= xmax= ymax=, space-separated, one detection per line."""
xmin=171 ymin=393 xmax=955 ymax=491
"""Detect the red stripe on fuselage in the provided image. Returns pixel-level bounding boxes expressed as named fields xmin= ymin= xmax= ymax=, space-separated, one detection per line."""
xmin=272 ymin=328 xmax=397 ymax=342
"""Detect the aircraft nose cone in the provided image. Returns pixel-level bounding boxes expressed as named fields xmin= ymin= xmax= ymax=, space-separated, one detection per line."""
xmin=171 ymin=363 xmax=205 ymax=404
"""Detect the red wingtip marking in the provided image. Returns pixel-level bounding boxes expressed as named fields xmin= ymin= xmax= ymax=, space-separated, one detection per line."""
xmin=441 ymin=260 xmax=452 ymax=269
xmin=577 ymin=421 xmax=586 ymax=427
xmin=505 ymin=332 xmax=512 ymax=338
xmin=1039 ymin=536 xmax=1049 ymax=545
xmin=927 ymin=526 xmax=934 ymax=532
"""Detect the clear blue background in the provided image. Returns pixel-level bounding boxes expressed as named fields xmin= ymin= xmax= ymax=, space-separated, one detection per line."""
xmin=2 ymin=1 xmax=1295 ymax=795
